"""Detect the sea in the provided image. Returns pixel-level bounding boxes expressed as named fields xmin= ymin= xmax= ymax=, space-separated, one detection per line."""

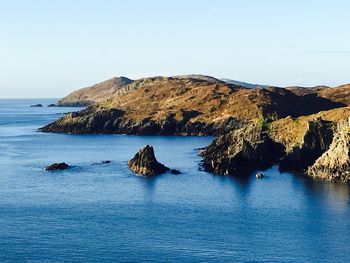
xmin=0 ymin=99 xmax=349 ymax=262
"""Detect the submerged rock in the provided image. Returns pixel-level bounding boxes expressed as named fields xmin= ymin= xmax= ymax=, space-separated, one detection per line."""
xmin=47 ymin=104 xmax=56 ymax=107
xmin=31 ymin=104 xmax=43 ymax=107
xmin=45 ymin=162 xmax=69 ymax=171
xmin=128 ymin=145 xmax=170 ymax=176
xmin=307 ymin=120 xmax=350 ymax=183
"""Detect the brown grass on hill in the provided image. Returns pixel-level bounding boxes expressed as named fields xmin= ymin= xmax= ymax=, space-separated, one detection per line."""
xmin=318 ymin=84 xmax=350 ymax=105
xmin=270 ymin=106 xmax=350 ymax=150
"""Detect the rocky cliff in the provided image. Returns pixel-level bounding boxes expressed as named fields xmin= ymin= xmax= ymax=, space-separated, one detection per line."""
xmin=201 ymin=122 xmax=284 ymax=175
xmin=201 ymin=108 xmax=350 ymax=177
xmin=307 ymin=120 xmax=350 ymax=183
xmin=278 ymin=119 xmax=334 ymax=172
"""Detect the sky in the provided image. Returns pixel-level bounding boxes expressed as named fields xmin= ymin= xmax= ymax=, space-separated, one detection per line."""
xmin=0 ymin=0 xmax=349 ymax=98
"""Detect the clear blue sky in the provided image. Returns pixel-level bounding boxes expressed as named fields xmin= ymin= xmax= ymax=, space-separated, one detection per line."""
xmin=0 ymin=0 xmax=349 ymax=98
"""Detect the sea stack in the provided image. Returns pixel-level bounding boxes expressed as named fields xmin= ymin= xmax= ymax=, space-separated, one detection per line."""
xmin=128 ymin=145 xmax=170 ymax=176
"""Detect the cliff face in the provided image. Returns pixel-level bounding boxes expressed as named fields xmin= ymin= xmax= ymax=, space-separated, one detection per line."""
xmin=307 ymin=120 xmax=350 ymax=183
xmin=279 ymin=119 xmax=334 ymax=172
xmin=57 ymin=77 xmax=134 ymax=106
xmin=201 ymin=122 xmax=284 ymax=175
xmin=42 ymin=76 xmax=343 ymax=136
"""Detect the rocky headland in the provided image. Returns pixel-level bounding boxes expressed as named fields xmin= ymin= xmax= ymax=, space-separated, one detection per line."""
xmin=41 ymin=76 xmax=343 ymax=136
xmin=41 ymin=74 xmax=350 ymax=182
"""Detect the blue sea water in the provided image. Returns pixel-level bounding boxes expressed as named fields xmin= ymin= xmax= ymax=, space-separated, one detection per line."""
xmin=0 ymin=99 xmax=349 ymax=262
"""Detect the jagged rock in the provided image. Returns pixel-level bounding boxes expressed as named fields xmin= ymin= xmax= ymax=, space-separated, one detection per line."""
xmin=307 ymin=120 xmax=350 ymax=182
xmin=45 ymin=162 xmax=69 ymax=171
xmin=31 ymin=104 xmax=43 ymax=107
xmin=201 ymin=122 xmax=284 ymax=175
xmin=256 ymin=173 xmax=264 ymax=179
xmin=128 ymin=145 xmax=170 ymax=176
xmin=279 ymin=119 xmax=334 ymax=172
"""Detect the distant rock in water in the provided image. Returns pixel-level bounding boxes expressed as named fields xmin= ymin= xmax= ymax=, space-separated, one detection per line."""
xmin=47 ymin=104 xmax=56 ymax=107
xmin=31 ymin=104 xmax=43 ymax=107
xmin=307 ymin=120 xmax=350 ymax=183
xmin=128 ymin=145 xmax=170 ymax=176
xmin=45 ymin=162 xmax=69 ymax=171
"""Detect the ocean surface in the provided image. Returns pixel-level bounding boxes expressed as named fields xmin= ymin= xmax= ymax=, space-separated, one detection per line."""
xmin=0 ymin=99 xmax=349 ymax=262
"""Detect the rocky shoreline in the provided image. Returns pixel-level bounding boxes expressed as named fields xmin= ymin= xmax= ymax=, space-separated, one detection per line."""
xmin=41 ymin=75 xmax=350 ymax=183
xmin=40 ymin=107 xmax=240 ymax=136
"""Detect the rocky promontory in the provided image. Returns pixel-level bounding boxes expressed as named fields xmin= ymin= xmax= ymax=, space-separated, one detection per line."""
xmin=41 ymin=76 xmax=343 ymax=136
xmin=128 ymin=145 xmax=170 ymax=176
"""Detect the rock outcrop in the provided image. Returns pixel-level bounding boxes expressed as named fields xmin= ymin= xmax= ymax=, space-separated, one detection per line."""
xmin=45 ymin=162 xmax=69 ymax=171
xmin=307 ymin=120 xmax=350 ymax=182
xmin=128 ymin=145 xmax=170 ymax=176
xmin=201 ymin=122 xmax=284 ymax=175
xmin=31 ymin=104 xmax=43 ymax=107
